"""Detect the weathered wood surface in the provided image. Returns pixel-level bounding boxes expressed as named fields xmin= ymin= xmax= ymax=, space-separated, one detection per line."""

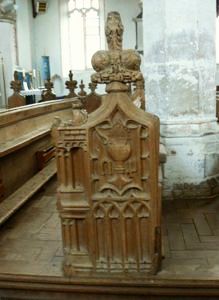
xmin=36 ymin=144 xmax=56 ymax=170
xmin=54 ymin=11 xmax=161 ymax=277
xmin=0 ymin=100 xmax=73 ymax=200
xmin=0 ymin=160 xmax=56 ymax=225
xmin=0 ymin=179 xmax=219 ymax=298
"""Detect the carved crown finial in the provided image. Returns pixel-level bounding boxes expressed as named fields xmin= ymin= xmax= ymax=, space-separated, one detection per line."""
xmin=78 ymin=80 xmax=87 ymax=97
xmin=91 ymin=11 xmax=143 ymax=86
xmin=14 ymin=70 xmax=19 ymax=81
xmin=10 ymin=71 xmax=22 ymax=93
xmin=41 ymin=79 xmax=56 ymax=101
xmin=65 ymin=70 xmax=78 ymax=98
xmin=45 ymin=79 xmax=53 ymax=90
xmin=88 ymin=82 xmax=97 ymax=94
xmin=8 ymin=71 xmax=25 ymax=108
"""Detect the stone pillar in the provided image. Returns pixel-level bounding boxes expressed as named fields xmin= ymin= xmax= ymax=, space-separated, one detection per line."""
xmin=0 ymin=6 xmax=17 ymax=108
xmin=143 ymin=0 xmax=219 ymax=199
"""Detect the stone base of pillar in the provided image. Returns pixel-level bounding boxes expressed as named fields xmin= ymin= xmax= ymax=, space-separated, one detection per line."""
xmin=162 ymin=120 xmax=219 ymax=200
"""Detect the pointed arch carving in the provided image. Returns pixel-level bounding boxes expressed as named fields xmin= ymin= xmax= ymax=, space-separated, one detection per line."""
xmin=55 ymin=11 xmax=161 ymax=277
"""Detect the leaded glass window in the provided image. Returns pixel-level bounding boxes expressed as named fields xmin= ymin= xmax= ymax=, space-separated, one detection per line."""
xmin=68 ymin=0 xmax=101 ymax=70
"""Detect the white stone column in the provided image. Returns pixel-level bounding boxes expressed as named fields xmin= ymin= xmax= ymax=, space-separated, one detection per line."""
xmin=0 ymin=21 xmax=16 ymax=108
xmin=143 ymin=0 xmax=219 ymax=199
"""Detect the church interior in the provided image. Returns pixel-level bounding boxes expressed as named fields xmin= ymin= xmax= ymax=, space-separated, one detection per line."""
xmin=1 ymin=0 xmax=219 ymax=299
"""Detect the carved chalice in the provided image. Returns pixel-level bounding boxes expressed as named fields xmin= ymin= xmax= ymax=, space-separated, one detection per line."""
xmin=107 ymin=138 xmax=131 ymax=173
xmin=107 ymin=137 xmax=132 ymax=189
xmin=96 ymin=121 xmax=132 ymax=189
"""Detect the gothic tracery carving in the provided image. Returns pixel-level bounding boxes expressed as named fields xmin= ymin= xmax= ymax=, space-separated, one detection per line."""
xmin=54 ymin=11 xmax=161 ymax=277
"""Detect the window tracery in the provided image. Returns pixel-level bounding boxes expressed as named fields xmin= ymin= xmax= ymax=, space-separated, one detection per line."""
xmin=68 ymin=0 xmax=102 ymax=70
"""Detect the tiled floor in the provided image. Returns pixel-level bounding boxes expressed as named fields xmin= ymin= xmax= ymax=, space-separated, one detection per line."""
xmin=1 ymin=177 xmax=219 ymax=280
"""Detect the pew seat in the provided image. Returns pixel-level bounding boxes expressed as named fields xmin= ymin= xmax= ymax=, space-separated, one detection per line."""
xmin=0 ymin=159 xmax=56 ymax=226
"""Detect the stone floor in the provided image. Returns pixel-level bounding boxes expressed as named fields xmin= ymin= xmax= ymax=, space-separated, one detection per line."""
xmin=0 ymin=177 xmax=219 ymax=280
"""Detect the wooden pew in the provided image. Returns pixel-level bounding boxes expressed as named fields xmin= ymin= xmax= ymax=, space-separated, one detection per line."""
xmin=36 ymin=144 xmax=56 ymax=170
xmin=0 ymin=99 xmax=73 ymax=225
xmin=54 ymin=11 xmax=162 ymax=277
xmin=80 ymin=82 xmax=102 ymax=113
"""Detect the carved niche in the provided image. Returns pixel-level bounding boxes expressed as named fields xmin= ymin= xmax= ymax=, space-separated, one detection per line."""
xmin=54 ymin=11 xmax=161 ymax=277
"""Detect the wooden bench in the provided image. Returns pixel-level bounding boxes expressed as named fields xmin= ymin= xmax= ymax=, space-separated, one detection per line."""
xmin=36 ymin=144 xmax=56 ymax=170
xmin=0 ymin=100 xmax=72 ymax=213
xmin=0 ymin=159 xmax=56 ymax=226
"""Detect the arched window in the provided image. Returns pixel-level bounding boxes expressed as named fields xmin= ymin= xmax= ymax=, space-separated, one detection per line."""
xmin=68 ymin=0 xmax=103 ymax=70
